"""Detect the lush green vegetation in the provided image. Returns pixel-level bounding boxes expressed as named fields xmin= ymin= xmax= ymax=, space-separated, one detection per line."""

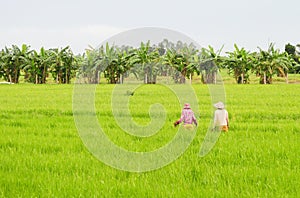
xmin=0 ymin=84 xmax=299 ymax=197
xmin=1 ymin=42 xmax=299 ymax=85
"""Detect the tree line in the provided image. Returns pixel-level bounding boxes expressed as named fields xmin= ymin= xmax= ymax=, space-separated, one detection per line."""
xmin=0 ymin=40 xmax=299 ymax=84
xmin=0 ymin=45 xmax=77 ymax=84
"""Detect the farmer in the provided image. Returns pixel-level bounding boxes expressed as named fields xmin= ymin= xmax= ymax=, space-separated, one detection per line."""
xmin=174 ymin=103 xmax=198 ymax=129
xmin=213 ymin=101 xmax=229 ymax=132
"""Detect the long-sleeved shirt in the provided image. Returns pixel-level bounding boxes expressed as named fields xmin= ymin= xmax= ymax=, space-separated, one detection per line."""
xmin=178 ymin=108 xmax=197 ymax=125
xmin=213 ymin=109 xmax=229 ymax=126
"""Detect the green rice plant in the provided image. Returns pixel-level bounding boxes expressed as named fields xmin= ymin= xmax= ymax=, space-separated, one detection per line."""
xmin=0 ymin=84 xmax=299 ymax=197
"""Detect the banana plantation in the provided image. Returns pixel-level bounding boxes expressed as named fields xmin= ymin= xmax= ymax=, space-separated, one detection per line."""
xmin=0 ymin=41 xmax=299 ymax=84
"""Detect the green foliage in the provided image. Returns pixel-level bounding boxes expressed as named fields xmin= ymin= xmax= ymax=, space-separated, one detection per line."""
xmin=0 ymin=42 xmax=299 ymax=85
xmin=198 ymin=45 xmax=224 ymax=84
xmin=224 ymin=44 xmax=253 ymax=84
xmin=285 ymin=43 xmax=296 ymax=55
xmin=131 ymin=41 xmax=161 ymax=84
xmin=0 ymin=44 xmax=31 ymax=83
xmin=23 ymin=47 xmax=53 ymax=84
xmin=255 ymin=43 xmax=294 ymax=84
xmin=49 ymin=46 xmax=77 ymax=84
xmin=285 ymin=43 xmax=300 ymax=73
xmin=0 ymin=45 xmax=77 ymax=84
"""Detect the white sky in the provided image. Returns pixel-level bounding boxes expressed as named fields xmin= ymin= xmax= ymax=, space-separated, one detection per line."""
xmin=0 ymin=0 xmax=299 ymax=54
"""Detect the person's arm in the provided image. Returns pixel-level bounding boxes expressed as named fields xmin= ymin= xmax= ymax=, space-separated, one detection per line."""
xmin=174 ymin=111 xmax=184 ymax=126
xmin=213 ymin=111 xmax=217 ymax=127
xmin=210 ymin=111 xmax=217 ymax=131
xmin=226 ymin=111 xmax=229 ymax=128
xmin=192 ymin=113 xmax=197 ymax=126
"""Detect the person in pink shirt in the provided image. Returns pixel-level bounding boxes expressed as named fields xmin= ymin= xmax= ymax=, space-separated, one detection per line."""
xmin=174 ymin=103 xmax=198 ymax=129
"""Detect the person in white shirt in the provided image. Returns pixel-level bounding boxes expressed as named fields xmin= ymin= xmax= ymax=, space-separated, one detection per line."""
xmin=213 ymin=102 xmax=229 ymax=132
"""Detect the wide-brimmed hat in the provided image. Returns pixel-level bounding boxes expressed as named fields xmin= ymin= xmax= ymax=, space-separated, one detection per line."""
xmin=214 ymin=102 xmax=225 ymax=109
xmin=184 ymin=103 xmax=191 ymax=109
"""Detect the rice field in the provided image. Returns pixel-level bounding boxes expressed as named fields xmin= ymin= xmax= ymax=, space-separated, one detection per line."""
xmin=0 ymin=84 xmax=299 ymax=197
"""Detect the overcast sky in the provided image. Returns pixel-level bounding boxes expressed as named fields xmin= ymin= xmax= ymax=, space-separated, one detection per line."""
xmin=0 ymin=0 xmax=299 ymax=54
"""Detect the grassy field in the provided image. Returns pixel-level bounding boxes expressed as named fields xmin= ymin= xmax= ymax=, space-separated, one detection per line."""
xmin=0 ymin=84 xmax=299 ymax=197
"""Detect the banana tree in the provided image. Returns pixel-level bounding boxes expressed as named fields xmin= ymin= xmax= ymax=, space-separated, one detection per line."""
xmin=296 ymin=44 xmax=300 ymax=55
xmin=255 ymin=43 xmax=294 ymax=84
xmin=163 ymin=48 xmax=184 ymax=83
xmin=2 ymin=44 xmax=31 ymax=83
xmin=0 ymin=47 xmax=13 ymax=82
xmin=49 ymin=46 xmax=76 ymax=84
xmin=101 ymin=43 xmax=117 ymax=84
xmin=163 ymin=46 xmax=197 ymax=84
xmin=295 ymin=44 xmax=300 ymax=73
xmin=163 ymin=48 xmax=193 ymax=84
xmin=63 ymin=50 xmax=77 ymax=84
xmin=224 ymin=44 xmax=253 ymax=84
xmin=131 ymin=41 xmax=161 ymax=84
xmin=49 ymin=47 xmax=67 ymax=83
xmin=79 ymin=48 xmax=98 ymax=83
xmin=109 ymin=47 xmax=135 ymax=84
xmin=117 ymin=47 xmax=137 ymax=83
xmin=181 ymin=43 xmax=200 ymax=84
xmin=198 ymin=45 xmax=224 ymax=84
xmin=144 ymin=46 xmax=161 ymax=84
xmin=0 ymin=50 xmax=3 ymax=79
xmin=101 ymin=43 xmax=133 ymax=84
xmin=23 ymin=51 xmax=38 ymax=83
xmin=23 ymin=47 xmax=52 ymax=84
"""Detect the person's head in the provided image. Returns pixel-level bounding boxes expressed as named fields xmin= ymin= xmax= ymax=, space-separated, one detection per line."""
xmin=184 ymin=103 xmax=191 ymax=109
xmin=214 ymin=101 xmax=225 ymax=109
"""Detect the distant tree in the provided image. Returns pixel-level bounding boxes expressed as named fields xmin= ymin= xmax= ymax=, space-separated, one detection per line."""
xmin=224 ymin=44 xmax=253 ymax=84
xmin=296 ymin=44 xmax=300 ymax=56
xmin=0 ymin=44 xmax=32 ymax=83
xmin=100 ymin=43 xmax=134 ymax=84
xmin=49 ymin=46 xmax=77 ymax=84
xmin=198 ymin=45 xmax=224 ymax=84
xmin=23 ymin=47 xmax=52 ymax=84
xmin=181 ymin=43 xmax=200 ymax=84
xmin=285 ymin=43 xmax=300 ymax=73
xmin=285 ymin=43 xmax=296 ymax=56
xmin=255 ymin=43 xmax=293 ymax=84
xmin=132 ymin=41 xmax=160 ymax=84
xmin=294 ymin=44 xmax=300 ymax=73
xmin=79 ymin=47 xmax=98 ymax=83
xmin=163 ymin=44 xmax=198 ymax=84
xmin=0 ymin=47 xmax=12 ymax=82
